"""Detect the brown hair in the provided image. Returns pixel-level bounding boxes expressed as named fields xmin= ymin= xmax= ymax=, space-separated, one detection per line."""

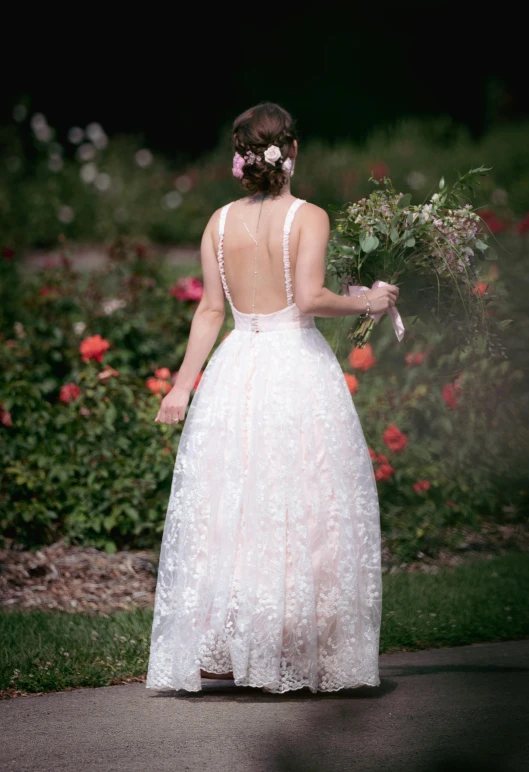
xmin=232 ymin=102 xmax=297 ymax=197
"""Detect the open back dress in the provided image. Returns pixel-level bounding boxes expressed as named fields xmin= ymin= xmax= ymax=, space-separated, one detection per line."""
xmin=146 ymin=196 xmax=382 ymax=694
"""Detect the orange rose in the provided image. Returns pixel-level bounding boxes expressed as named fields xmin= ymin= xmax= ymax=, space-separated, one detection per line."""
xmin=344 ymin=373 xmax=359 ymax=394
xmin=80 ymin=334 xmax=111 ymax=363
xmin=471 ymin=281 xmax=488 ymax=297
xmin=154 ymin=367 xmax=171 ymax=380
xmin=146 ymin=377 xmax=171 ymax=395
xmin=348 ymin=343 xmax=376 ymax=371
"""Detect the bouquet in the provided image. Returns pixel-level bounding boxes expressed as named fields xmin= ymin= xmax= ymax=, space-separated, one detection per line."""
xmin=327 ymin=166 xmax=497 ymax=350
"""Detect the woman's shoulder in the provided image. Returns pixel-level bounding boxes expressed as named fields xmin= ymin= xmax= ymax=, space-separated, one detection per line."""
xmin=297 ymin=200 xmax=330 ymax=228
xmin=206 ymin=200 xmax=238 ymax=235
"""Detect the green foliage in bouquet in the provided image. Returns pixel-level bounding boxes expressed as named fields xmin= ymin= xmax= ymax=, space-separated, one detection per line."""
xmin=327 ymin=167 xmax=511 ymax=354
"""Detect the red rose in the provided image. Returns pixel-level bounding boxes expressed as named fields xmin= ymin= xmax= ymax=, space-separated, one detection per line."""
xmin=446 ymin=499 xmax=456 ymax=508
xmin=39 ymin=286 xmax=56 ymax=298
xmin=442 ymin=382 xmax=461 ymax=410
xmin=60 ymin=383 xmax=81 ymax=403
xmin=413 ymin=480 xmax=431 ymax=493
xmin=169 ymin=277 xmax=203 ymax=302
xmin=471 ymin=281 xmax=488 ymax=297
xmin=368 ymin=447 xmax=377 ymax=460
xmin=344 ymin=373 xmax=359 ymax=394
xmin=348 ymin=343 xmax=376 ymax=372
xmin=405 ymin=351 xmax=425 ymax=366
xmin=516 ymin=213 xmax=529 ymax=235
xmin=375 ymin=453 xmax=389 ymax=464
xmin=370 ymin=161 xmax=389 ymax=181
xmin=375 ymin=463 xmax=395 ymax=482
xmin=154 ymin=367 xmax=171 ymax=380
xmin=0 ymin=402 xmax=13 ymax=427
xmin=479 ymin=209 xmax=509 ymax=235
xmin=382 ymin=424 xmax=408 ymax=453
xmin=146 ymin=377 xmax=171 ymax=395
xmin=79 ymin=334 xmax=111 ymax=363
xmin=97 ymin=366 xmax=119 ymax=383
xmin=3 ymin=247 xmax=15 ymax=260
xmin=193 ymin=371 xmax=203 ymax=390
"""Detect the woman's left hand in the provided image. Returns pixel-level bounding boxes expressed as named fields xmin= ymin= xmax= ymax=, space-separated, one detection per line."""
xmin=155 ymin=386 xmax=191 ymax=425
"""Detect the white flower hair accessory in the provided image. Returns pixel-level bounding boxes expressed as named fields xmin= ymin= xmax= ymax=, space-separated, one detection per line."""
xmin=282 ymin=157 xmax=293 ymax=175
xmin=264 ymin=145 xmax=282 ymax=165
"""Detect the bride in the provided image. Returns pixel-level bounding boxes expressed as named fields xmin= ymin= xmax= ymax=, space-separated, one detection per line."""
xmin=146 ymin=102 xmax=399 ymax=694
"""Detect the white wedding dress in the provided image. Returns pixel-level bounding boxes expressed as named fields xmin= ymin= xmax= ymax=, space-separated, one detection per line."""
xmin=146 ymin=197 xmax=382 ymax=694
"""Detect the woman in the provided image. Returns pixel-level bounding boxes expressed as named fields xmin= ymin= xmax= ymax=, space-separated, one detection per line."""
xmin=146 ymin=102 xmax=399 ymax=694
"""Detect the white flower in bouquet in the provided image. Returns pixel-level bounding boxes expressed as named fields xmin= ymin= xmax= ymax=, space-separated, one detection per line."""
xmin=327 ymin=166 xmax=505 ymax=352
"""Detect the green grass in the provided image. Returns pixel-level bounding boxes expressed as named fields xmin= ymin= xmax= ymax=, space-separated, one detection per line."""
xmin=1 ymin=552 xmax=528 ymax=697
xmin=380 ymin=551 xmax=529 ymax=653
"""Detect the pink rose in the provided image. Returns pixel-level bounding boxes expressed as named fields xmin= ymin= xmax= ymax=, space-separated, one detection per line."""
xmin=232 ymin=152 xmax=245 ymax=179
xmin=169 ymin=277 xmax=203 ymax=302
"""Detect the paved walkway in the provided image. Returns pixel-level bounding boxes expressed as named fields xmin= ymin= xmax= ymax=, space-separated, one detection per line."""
xmin=1 ymin=640 xmax=527 ymax=772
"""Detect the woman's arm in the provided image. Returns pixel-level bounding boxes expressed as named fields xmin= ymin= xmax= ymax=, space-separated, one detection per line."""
xmin=155 ymin=212 xmax=226 ymax=425
xmin=294 ymin=204 xmax=399 ymax=318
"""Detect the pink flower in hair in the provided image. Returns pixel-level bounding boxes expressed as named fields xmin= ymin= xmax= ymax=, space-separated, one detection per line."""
xmin=232 ymin=152 xmax=245 ymax=179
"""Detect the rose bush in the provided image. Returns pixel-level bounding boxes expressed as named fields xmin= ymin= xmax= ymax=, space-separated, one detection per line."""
xmin=1 ymin=112 xmax=528 ymax=559
xmin=2 ymin=115 xmax=529 ymax=250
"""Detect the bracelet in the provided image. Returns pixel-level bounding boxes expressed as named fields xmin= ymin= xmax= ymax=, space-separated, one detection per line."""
xmin=360 ymin=291 xmax=371 ymax=316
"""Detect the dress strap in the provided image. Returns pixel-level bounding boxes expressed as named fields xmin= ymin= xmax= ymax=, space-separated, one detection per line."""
xmin=217 ymin=202 xmax=235 ymax=306
xmin=282 ymin=198 xmax=307 ymax=306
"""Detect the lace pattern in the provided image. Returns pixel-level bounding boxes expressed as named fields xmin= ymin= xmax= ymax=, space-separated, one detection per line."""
xmin=146 ymin=196 xmax=382 ymax=694
xmin=283 ymin=198 xmax=306 ymax=306
xmin=146 ymin=327 xmax=382 ymax=693
xmin=217 ymin=202 xmax=235 ymax=308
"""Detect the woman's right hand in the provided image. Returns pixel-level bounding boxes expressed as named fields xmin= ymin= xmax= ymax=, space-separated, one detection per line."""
xmin=365 ymin=283 xmax=399 ymax=315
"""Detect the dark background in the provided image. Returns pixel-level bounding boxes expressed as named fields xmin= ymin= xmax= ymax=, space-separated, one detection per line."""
xmin=2 ymin=2 xmax=526 ymax=158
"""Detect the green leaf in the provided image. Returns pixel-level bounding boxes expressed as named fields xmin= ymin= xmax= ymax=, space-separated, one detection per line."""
xmin=376 ymin=221 xmax=388 ymax=235
xmin=407 ymin=213 xmax=414 ymax=227
xmin=497 ymin=319 xmax=513 ymax=329
xmin=405 ymin=237 xmax=416 ymax=248
xmin=361 ymin=235 xmax=379 ymax=253
xmin=397 ymin=193 xmax=412 ymax=209
xmin=475 ymin=239 xmax=488 ymax=251
xmin=439 ymin=177 xmax=445 ymax=190
xmin=390 ymin=228 xmax=400 ymax=243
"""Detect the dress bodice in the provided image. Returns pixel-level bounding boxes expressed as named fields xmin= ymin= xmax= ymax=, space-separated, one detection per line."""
xmin=217 ymin=197 xmax=315 ymax=333
xmin=231 ymin=302 xmax=316 ymax=332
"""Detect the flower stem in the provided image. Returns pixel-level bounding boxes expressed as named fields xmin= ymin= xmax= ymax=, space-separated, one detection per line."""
xmin=348 ymin=315 xmax=376 ymax=347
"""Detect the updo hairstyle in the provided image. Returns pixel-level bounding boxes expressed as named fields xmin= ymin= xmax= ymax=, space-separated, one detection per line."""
xmin=232 ymin=102 xmax=297 ymax=197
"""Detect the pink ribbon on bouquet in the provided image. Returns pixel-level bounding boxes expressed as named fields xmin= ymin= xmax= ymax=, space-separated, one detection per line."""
xmin=347 ymin=280 xmax=405 ymax=342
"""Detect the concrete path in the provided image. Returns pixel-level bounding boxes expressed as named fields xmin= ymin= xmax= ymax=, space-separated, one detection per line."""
xmin=1 ymin=640 xmax=528 ymax=772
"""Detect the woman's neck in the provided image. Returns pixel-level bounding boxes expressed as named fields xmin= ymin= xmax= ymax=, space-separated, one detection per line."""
xmin=247 ymin=182 xmax=292 ymax=204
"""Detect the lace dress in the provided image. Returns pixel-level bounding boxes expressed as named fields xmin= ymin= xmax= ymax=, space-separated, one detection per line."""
xmin=146 ymin=198 xmax=382 ymax=694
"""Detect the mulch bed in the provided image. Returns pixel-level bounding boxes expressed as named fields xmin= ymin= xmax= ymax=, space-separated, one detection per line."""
xmin=1 ymin=519 xmax=528 ymax=615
